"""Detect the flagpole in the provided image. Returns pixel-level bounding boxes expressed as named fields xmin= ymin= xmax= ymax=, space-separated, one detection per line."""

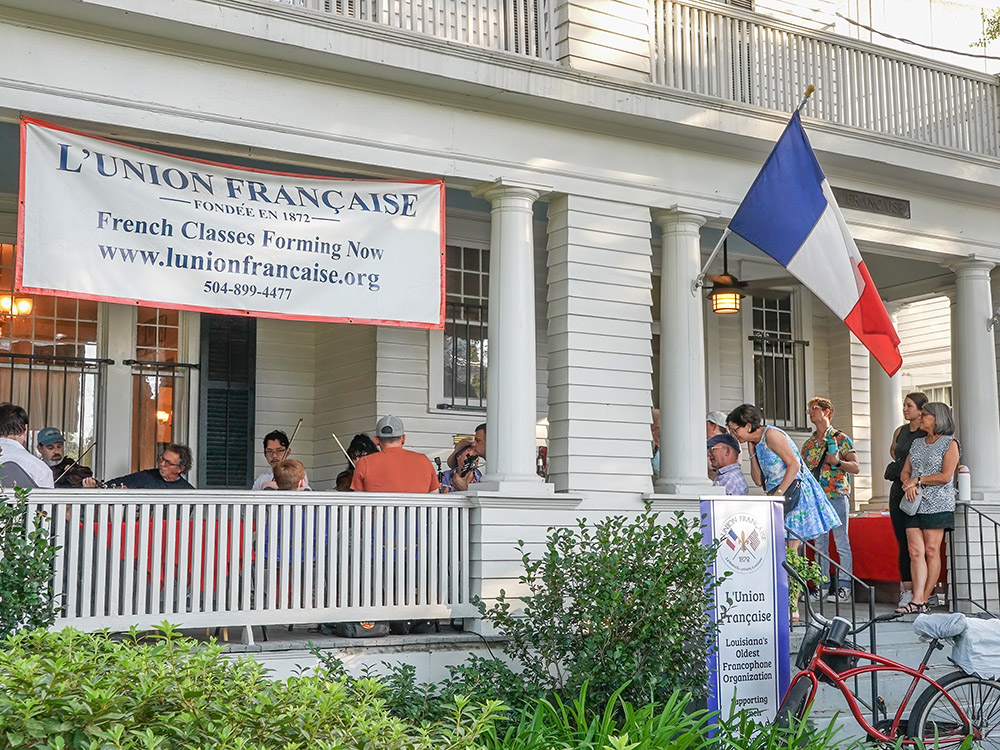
xmin=796 ymin=84 xmax=816 ymax=114
xmin=692 ymin=228 xmax=731 ymax=295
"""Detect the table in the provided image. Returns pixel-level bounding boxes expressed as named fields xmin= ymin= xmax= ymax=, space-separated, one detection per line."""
xmin=813 ymin=513 xmax=947 ymax=585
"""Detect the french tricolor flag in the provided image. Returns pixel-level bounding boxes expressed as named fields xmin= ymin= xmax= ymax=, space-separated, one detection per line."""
xmin=729 ymin=112 xmax=902 ymax=376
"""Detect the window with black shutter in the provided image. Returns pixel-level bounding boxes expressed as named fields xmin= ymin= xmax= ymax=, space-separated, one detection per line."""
xmin=198 ymin=315 xmax=256 ymax=488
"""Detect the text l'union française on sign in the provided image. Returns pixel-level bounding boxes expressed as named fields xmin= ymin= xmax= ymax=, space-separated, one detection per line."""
xmin=702 ymin=495 xmax=790 ymax=724
xmin=17 ymin=118 xmax=445 ymax=328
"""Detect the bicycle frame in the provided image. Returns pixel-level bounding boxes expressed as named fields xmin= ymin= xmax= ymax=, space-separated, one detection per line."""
xmin=787 ymin=639 xmax=978 ymax=745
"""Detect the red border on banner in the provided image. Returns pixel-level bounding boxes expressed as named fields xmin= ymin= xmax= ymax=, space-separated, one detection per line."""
xmin=16 ymin=117 xmax=446 ymax=330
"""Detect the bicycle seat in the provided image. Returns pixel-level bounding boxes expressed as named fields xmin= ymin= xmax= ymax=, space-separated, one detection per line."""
xmin=913 ymin=612 xmax=967 ymax=641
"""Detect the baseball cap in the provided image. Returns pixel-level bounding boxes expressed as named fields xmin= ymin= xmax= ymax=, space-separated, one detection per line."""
xmin=375 ymin=415 xmax=405 ymax=439
xmin=37 ymin=427 xmax=64 ymax=446
xmin=707 ymin=434 xmax=740 ymax=452
xmin=706 ymin=411 xmax=728 ymax=428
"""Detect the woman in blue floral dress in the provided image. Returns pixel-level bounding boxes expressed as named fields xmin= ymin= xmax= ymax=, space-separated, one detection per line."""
xmin=726 ymin=404 xmax=841 ymax=546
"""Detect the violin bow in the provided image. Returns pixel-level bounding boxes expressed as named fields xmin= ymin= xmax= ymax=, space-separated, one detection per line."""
xmin=332 ymin=432 xmax=355 ymax=468
xmin=54 ymin=440 xmax=97 ymax=485
xmin=282 ymin=418 xmax=303 ymax=461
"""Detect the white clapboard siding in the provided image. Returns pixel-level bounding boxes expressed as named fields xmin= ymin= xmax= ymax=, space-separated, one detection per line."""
xmin=39 ymin=490 xmax=475 ymax=634
xmin=714 ymin=309 xmax=745 ymax=410
xmin=545 ymin=195 xmax=653 ymax=507
xmin=255 ymin=319 xmax=317 ymax=480
xmin=554 ymin=0 xmax=651 ymax=81
xmin=823 ymin=320 xmax=872 ymax=506
xmin=313 ymin=324 xmax=378 ymax=486
xmin=897 ymin=296 xmax=951 ymax=394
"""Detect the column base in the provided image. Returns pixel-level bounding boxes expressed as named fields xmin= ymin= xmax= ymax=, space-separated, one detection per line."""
xmin=653 ymin=478 xmax=724 ymax=496
xmin=969 ymin=488 xmax=1000 ymax=504
xmin=474 ymin=473 xmax=553 ymax=495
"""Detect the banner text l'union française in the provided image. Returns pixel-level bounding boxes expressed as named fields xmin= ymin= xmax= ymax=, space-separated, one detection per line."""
xmin=17 ymin=119 xmax=445 ymax=328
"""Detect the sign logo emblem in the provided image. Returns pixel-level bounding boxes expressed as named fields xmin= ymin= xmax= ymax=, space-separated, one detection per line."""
xmin=719 ymin=513 xmax=768 ymax=573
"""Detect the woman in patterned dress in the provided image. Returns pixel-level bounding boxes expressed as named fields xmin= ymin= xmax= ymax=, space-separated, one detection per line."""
xmin=898 ymin=402 xmax=959 ymax=615
xmin=726 ymin=404 xmax=841 ymax=549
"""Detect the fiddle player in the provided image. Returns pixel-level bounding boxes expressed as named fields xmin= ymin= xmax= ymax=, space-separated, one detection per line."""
xmin=439 ymin=438 xmax=481 ymax=493
xmin=37 ymin=427 xmax=94 ymax=488
xmin=252 ymin=430 xmax=309 ymax=490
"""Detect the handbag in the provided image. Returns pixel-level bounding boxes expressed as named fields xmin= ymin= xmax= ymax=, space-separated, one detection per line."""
xmin=769 ymin=477 xmax=802 ymax=515
xmin=884 ymin=461 xmax=902 ymax=482
xmin=899 ymin=488 xmax=922 ymax=516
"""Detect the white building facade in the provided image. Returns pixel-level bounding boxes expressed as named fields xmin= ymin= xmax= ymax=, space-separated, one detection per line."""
xmin=1 ymin=0 xmax=999 ymax=633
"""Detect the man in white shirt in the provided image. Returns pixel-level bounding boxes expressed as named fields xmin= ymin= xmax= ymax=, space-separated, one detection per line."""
xmin=0 ymin=403 xmax=55 ymax=488
xmin=251 ymin=429 xmax=309 ymax=490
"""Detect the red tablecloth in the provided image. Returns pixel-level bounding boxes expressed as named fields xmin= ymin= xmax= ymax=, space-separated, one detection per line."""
xmin=815 ymin=514 xmax=946 ymax=584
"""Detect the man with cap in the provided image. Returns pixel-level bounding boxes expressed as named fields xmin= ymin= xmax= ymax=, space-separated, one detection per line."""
xmin=37 ymin=427 xmax=94 ymax=488
xmin=350 ymin=415 xmax=440 ymax=493
xmin=706 ymin=410 xmax=729 ymax=480
xmin=707 ymin=433 xmax=748 ymax=495
xmin=440 ymin=438 xmax=481 ymax=493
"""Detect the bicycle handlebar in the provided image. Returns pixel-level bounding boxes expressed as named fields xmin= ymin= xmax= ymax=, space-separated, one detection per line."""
xmin=781 ymin=559 xmax=898 ymax=635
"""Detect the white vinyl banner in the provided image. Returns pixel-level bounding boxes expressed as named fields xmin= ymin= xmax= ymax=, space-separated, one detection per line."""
xmin=17 ymin=119 xmax=445 ymax=328
xmin=702 ymin=495 xmax=790 ymax=724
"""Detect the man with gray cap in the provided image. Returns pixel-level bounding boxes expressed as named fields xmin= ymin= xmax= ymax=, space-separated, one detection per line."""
xmin=350 ymin=415 xmax=440 ymax=493
xmin=706 ymin=410 xmax=728 ymax=481
xmin=37 ymin=426 xmax=94 ymax=488
xmin=707 ymin=434 xmax=748 ymax=495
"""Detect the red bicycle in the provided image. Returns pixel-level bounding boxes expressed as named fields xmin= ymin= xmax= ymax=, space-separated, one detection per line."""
xmin=777 ymin=561 xmax=1000 ymax=746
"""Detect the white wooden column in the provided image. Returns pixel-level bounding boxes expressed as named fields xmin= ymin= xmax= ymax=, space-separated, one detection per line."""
xmin=97 ymin=303 xmax=135 ymax=481
xmin=651 ymin=206 xmax=720 ymax=495
xmin=474 ymin=179 xmax=548 ymax=492
xmin=951 ymin=258 xmax=1000 ymax=501
xmin=869 ymin=304 xmax=902 ymax=506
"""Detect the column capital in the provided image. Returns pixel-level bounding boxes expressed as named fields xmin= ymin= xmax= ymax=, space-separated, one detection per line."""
xmin=651 ymin=204 xmax=720 ymax=229
xmin=950 ymin=256 xmax=996 ymax=278
xmin=472 ymin=178 xmax=551 ymax=205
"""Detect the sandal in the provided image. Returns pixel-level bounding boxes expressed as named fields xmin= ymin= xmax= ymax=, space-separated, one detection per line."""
xmin=893 ymin=601 xmax=929 ymax=616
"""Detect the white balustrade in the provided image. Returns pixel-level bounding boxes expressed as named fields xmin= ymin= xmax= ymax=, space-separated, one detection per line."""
xmin=651 ymin=0 xmax=999 ymax=157
xmin=273 ymin=0 xmax=551 ymax=59
xmin=22 ymin=490 xmax=476 ymax=634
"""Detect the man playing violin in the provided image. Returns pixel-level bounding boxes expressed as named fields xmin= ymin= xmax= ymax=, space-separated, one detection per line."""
xmin=439 ymin=438 xmax=481 ymax=493
xmin=37 ymin=427 xmax=94 ymax=489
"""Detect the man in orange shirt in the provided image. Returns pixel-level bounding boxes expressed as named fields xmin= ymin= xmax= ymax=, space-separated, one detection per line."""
xmin=350 ymin=415 xmax=440 ymax=493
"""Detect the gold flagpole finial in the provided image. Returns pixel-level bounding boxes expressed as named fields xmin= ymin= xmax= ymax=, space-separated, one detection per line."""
xmin=796 ymin=85 xmax=816 ymax=113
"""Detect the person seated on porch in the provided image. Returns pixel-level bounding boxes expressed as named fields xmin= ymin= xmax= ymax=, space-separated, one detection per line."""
xmin=726 ymin=403 xmax=840 ymax=552
xmin=440 ymin=438 xmax=481 ymax=493
xmin=85 ymin=443 xmax=194 ymax=490
xmin=706 ymin=410 xmax=728 ymax=480
xmin=252 ymin=430 xmax=309 ymax=490
xmin=0 ymin=403 xmax=55 ymax=488
xmin=350 ymin=415 xmax=439 ymax=493
xmin=449 ymin=423 xmax=486 ymax=492
xmin=36 ymin=426 xmax=94 ymax=488
xmin=335 ymin=433 xmax=378 ymax=491
xmin=272 ymin=459 xmax=310 ymax=491
xmin=707 ymin=434 xmax=748 ymax=495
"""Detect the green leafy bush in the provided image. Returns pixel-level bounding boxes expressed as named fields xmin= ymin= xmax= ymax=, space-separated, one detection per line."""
xmin=0 ymin=486 xmax=58 ymax=638
xmin=0 ymin=624 xmax=502 ymax=749
xmin=480 ymin=508 xmax=726 ymax=711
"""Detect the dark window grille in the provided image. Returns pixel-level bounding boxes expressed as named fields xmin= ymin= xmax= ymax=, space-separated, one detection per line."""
xmin=442 ymin=301 xmax=488 ymax=411
xmin=0 ymin=351 xmax=109 ymax=458
xmin=750 ymin=293 xmax=807 ymax=431
xmin=126 ymin=360 xmax=196 ymax=473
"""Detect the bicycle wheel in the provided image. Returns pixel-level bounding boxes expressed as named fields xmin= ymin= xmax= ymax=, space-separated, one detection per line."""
xmin=775 ymin=677 xmax=812 ymax=730
xmin=907 ymin=670 xmax=1000 ymax=748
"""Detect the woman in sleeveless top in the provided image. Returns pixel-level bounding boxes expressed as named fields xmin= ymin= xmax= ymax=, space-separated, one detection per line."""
xmin=726 ymin=404 xmax=841 ymax=548
xmin=897 ymin=402 xmax=959 ymax=615
xmin=887 ymin=392 xmax=928 ymax=609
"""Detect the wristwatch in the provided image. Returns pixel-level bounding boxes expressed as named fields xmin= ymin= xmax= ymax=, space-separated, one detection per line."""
xmin=916 ymin=477 xmax=923 ymax=488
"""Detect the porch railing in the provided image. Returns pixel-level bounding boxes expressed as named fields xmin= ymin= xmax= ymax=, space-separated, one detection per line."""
xmin=35 ymin=491 xmax=476 ymax=637
xmin=651 ymin=0 xmax=1000 ymax=157
xmin=273 ymin=0 xmax=552 ymax=59
xmin=949 ymin=503 xmax=1000 ymax=616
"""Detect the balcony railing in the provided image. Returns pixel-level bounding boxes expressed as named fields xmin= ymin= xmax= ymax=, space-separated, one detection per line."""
xmin=652 ymin=0 xmax=1000 ymax=157
xmin=274 ymin=0 xmax=551 ymax=58
xmin=38 ymin=491 xmax=476 ymax=640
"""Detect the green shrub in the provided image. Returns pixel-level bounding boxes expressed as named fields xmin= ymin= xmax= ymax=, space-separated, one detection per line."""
xmin=0 ymin=623 xmax=502 ymax=749
xmin=0 ymin=486 xmax=58 ymax=638
xmin=480 ymin=508 xmax=726 ymax=711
